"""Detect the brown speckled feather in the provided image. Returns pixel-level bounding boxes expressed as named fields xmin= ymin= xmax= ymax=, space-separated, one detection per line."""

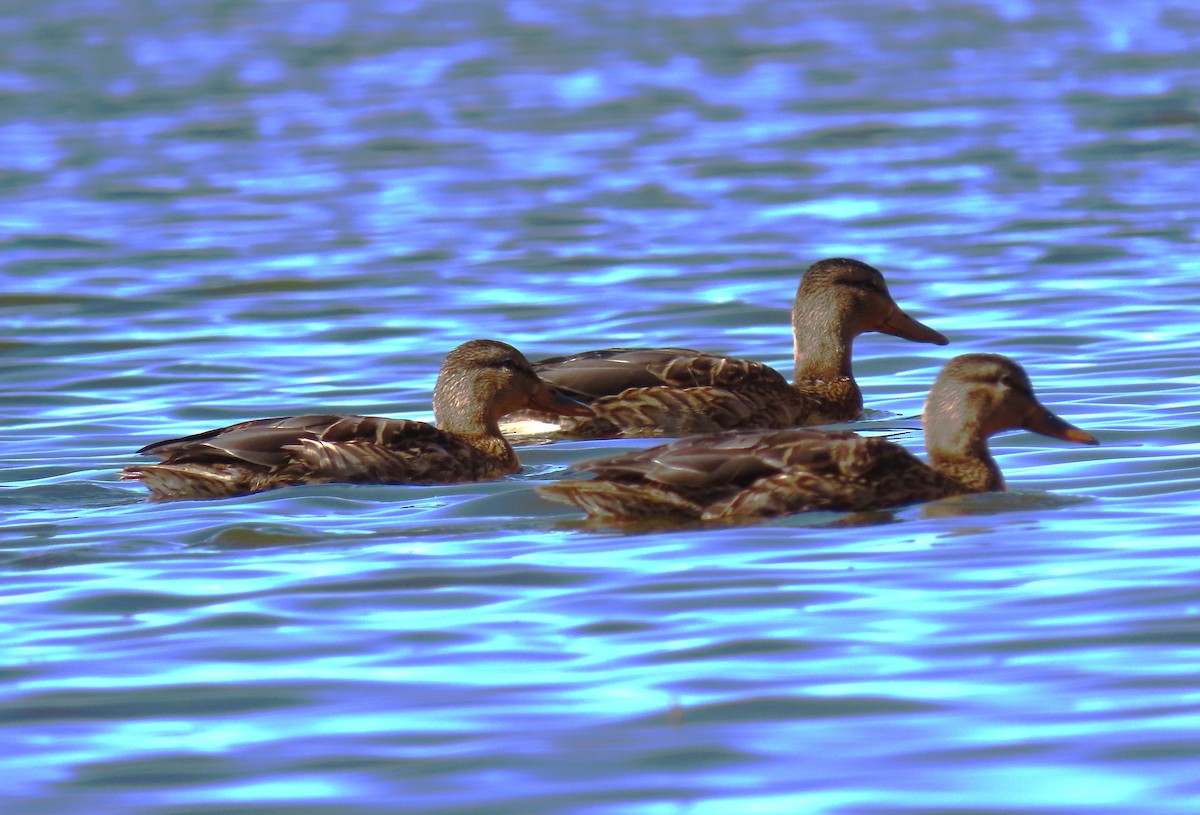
xmin=506 ymin=258 xmax=948 ymax=439
xmin=122 ymin=339 xmax=592 ymax=501
xmin=124 ymin=416 xmax=517 ymax=501
xmin=701 ymin=440 xmax=960 ymax=520
xmin=525 ymin=348 xmax=856 ymax=436
xmin=539 ymin=354 xmax=1099 ymax=523
xmin=540 ymin=429 xmax=960 ymax=521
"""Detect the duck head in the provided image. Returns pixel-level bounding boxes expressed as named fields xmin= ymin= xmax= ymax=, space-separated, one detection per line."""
xmin=921 ymin=355 xmax=1099 ymax=463
xmin=434 ymin=339 xmax=593 ymax=435
xmin=792 ymin=257 xmax=949 ymax=347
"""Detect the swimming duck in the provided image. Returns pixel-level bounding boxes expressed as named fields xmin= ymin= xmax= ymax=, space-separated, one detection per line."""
xmin=121 ymin=339 xmax=592 ymax=501
xmin=505 ymin=258 xmax=948 ymax=438
xmin=538 ymin=353 xmax=1098 ymax=522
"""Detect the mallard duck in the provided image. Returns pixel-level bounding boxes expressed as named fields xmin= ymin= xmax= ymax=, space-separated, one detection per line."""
xmin=538 ymin=353 xmax=1098 ymax=522
xmin=121 ymin=339 xmax=592 ymax=501
xmin=505 ymin=258 xmax=948 ymax=438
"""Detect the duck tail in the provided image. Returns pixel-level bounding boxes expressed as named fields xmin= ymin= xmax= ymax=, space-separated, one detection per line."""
xmin=120 ymin=463 xmax=265 ymax=501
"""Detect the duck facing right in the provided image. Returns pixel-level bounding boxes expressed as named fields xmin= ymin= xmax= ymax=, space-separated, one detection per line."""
xmin=538 ymin=353 xmax=1099 ymax=523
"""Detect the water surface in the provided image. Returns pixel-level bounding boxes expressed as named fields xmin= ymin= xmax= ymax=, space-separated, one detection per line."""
xmin=3 ymin=1 xmax=1200 ymax=813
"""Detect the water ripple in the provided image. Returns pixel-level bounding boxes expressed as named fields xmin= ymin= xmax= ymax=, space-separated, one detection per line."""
xmin=3 ymin=0 xmax=1200 ymax=813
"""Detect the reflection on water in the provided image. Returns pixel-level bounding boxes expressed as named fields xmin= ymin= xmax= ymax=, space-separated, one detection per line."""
xmin=3 ymin=0 xmax=1200 ymax=813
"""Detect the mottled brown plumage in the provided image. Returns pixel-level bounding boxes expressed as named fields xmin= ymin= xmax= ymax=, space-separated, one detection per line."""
xmin=505 ymin=258 xmax=948 ymax=438
xmin=538 ymin=354 xmax=1099 ymax=522
xmin=121 ymin=339 xmax=592 ymax=501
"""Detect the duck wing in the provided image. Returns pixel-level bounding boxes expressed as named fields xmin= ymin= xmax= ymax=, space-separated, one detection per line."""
xmin=701 ymin=433 xmax=952 ymax=519
xmin=132 ymin=415 xmax=499 ymax=484
xmin=522 ymin=348 xmax=793 ymax=436
xmin=542 ymin=429 xmax=953 ymax=521
xmin=572 ymin=428 xmax=809 ymax=489
xmin=533 ymin=347 xmax=788 ymax=400
xmin=125 ymin=415 xmax=384 ymax=499
xmin=137 ymin=415 xmax=385 ymax=467
xmin=284 ymin=417 xmax=504 ymax=484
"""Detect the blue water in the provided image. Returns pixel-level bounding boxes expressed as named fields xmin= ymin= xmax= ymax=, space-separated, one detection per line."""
xmin=3 ymin=1 xmax=1200 ymax=812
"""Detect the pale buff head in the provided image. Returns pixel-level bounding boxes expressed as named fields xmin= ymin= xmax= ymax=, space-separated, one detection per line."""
xmin=792 ymin=257 xmax=948 ymax=346
xmin=923 ymin=353 xmax=1097 ymax=457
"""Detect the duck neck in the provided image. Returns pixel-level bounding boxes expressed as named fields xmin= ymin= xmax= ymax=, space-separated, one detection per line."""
xmin=459 ymin=430 xmax=520 ymax=469
xmin=792 ymin=313 xmax=860 ymax=401
xmin=434 ymin=399 xmax=517 ymax=466
xmin=925 ymin=422 xmax=1004 ymax=493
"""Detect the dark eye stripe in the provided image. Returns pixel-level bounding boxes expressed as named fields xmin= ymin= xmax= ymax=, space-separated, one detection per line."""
xmin=985 ymin=374 xmax=1034 ymax=396
xmin=838 ymin=277 xmax=875 ymax=290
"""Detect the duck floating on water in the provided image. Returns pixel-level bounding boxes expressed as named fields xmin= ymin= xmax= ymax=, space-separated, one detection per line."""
xmin=505 ymin=258 xmax=948 ymax=438
xmin=538 ymin=353 xmax=1098 ymax=523
xmin=122 ymin=339 xmax=592 ymax=501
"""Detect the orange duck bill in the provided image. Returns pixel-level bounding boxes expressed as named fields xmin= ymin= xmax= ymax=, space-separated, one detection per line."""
xmin=526 ymin=382 xmax=595 ymax=417
xmin=1023 ymin=405 xmax=1099 ymax=445
xmin=877 ymin=307 xmax=949 ymax=345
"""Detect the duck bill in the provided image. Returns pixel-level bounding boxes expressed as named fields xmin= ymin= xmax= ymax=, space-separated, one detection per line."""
xmin=1023 ymin=406 xmax=1099 ymax=445
xmin=527 ymin=382 xmax=594 ymax=417
xmin=877 ymin=307 xmax=949 ymax=346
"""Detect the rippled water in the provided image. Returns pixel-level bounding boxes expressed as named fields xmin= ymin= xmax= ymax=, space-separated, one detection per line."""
xmin=3 ymin=1 xmax=1200 ymax=812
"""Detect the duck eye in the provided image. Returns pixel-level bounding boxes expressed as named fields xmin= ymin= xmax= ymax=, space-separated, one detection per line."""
xmin=997 ymin=374 xmax=1031 ymax=396
xmin=840 ymin=277 xmax=875 ymax=291
xmin=496 ymin=358 xmax=517 ymax=370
